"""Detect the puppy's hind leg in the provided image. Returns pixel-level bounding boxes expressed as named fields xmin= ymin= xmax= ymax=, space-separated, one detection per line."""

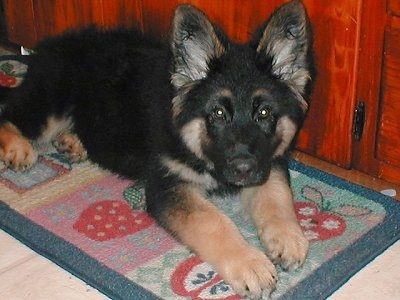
xmin=53 ymin=132 xmax=87 ymax=162
xmin=0 ymin=121 xmax=37 ymax=171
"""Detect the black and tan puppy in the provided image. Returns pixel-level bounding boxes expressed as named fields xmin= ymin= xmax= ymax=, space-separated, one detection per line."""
xmin=0 ymin=0 xmax=314 ymax=297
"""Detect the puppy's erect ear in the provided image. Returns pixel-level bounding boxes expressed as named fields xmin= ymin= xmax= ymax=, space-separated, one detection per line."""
xmin=253 ymin=0 xmax=314 ymax=99
xmin=170 ymin=5 xmax=225 ymax=90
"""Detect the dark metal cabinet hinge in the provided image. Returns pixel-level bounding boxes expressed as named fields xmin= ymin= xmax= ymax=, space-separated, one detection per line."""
xmin=353 ymin=102 xmax=365 ymax=141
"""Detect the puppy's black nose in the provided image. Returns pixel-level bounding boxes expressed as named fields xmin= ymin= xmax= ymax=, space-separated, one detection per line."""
xmin=229 ymin=157 xmax=257 ymax=179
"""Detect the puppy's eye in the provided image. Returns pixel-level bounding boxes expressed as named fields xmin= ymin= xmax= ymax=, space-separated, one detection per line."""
xmin=255 ymin=106 xmax=271 ymax=122
xmin=212 ymin=107 xmax=227 ymax=121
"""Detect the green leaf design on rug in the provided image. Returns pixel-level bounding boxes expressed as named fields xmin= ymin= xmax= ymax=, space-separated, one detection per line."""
xmin=123 ymin=185 xmax=146 ymax=210
xmin=0 ymin=61 xmax=26 ymax=77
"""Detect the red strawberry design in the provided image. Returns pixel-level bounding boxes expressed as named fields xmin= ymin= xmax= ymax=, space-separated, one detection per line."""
xmin=171 ymin=256 xmax=241 ymax=300
xmin=73 ymin=200 xmax=153 ymax=241
xmin=0 ymin=72 xmax=17 ymax=87
xmin=296 ymin=185 xmax=372 ymax=242
xmin=295 ymin=202 xmax=346 ymax=241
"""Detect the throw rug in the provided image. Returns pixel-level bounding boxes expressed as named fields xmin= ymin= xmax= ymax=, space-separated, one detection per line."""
xmin=1 ymin=56 xmax=399 ymax=300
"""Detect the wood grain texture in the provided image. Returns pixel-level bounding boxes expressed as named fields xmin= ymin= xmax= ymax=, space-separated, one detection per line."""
xmin=33 ymin=0 xmax=103 ymax=39
xmin=376 ymin=28 xmax=400 ymax=167
xmin=353 ymin=1 xmax=400 ymax=184
xmin=3 ymin=0 xmax=37 ymax=46
xmin=352 ymin=0 xmax=386 ymax=177
xmin=296 ymin=0 xmax=361 ymax=168
xmin=389 ymin=0 xmax=400 ymax=17
xmin=99 ymin=0 xmax=143 ymax=30
xmin=4 ymin=0 xmax=143 ymax=47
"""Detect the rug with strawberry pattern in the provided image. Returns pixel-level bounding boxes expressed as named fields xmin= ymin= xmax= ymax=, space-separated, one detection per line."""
xmin=1 ymin=56 xmax=400 ymax=300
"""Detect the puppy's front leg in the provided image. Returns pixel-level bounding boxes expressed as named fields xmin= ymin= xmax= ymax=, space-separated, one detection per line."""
xmin=242 ymin=165 xmax=309 ymax=271
xmin=164 ymin=183 xmax=277 ymax=297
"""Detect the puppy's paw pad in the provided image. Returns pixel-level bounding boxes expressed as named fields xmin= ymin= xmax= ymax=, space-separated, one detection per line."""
xmin=53 ymin=133 xmax=87 ymax=162
xmin=260 ymin=222 xmax=309 ymax=271
xmin=218 ymin=247 xmax=277 ymax=298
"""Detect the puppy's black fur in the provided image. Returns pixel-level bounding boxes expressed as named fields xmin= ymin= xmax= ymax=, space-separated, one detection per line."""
xmin=0 ymin=1 xmax=315 ymax=296
xmin=2 ymin=29 xmax=171 ymax=178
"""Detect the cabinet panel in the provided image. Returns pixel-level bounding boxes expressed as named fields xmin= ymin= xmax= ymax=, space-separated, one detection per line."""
xmin=3 ymin=0 xmax=36 ymax=46
xmin=353 ymin=1 xmax=400 ymax=184
xmin=33 ymin=0 xmax=103 ymax=39
xmin=4 ymin=0 xmax=143 ymax=47
xmin=376 ymin=28 xmax=400 ymax=166
xmin=296 ymin=0 xmax=360 ymax=168
xmin=389 ymin=0 xmax=400 ymax=16
xmin=97 ymin=0 xmax=142 ymax=30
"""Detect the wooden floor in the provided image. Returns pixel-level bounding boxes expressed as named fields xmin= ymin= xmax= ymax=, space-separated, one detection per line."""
xmin=1 ymin=151 xmax=399 ymax=299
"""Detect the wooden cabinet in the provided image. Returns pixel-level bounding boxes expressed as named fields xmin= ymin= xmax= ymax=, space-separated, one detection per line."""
xmin=353 ymin=0 xmax=400 ymax=184
xmin=2 ymin=0 xmax=400 ymax=184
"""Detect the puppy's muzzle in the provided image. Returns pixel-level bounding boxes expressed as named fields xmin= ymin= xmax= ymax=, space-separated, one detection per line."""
xmin=229 ymin=156 xmax=257 ymax=179
xmin=225 ymin=155 xmax=261 ymax=186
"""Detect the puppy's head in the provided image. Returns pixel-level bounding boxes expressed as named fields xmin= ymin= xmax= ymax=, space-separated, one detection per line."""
xmin=170 ymin=1 xmax=314 ymax=187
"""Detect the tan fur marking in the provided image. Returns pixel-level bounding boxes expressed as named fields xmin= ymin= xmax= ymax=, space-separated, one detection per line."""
xmin=0 ymin=122 xmax=37 ymax=170
xmin=167 ymin=184 xmax=277 ymax=297
xmin=172 ymin=95 xmax=184 ymax=119
xmin=53 ymin=132 xmax=87 ymax=162
xmin=242 ymin=168 xmax=309 ymax=270
xmin=161 ymin=156 xmax=217 ymax=188
xmin=273 ymin=116 xmax=297 ymax=158
xmin=217 ymin=88 xmax=234 ymax=99
xmin=180 ymin=118 xmax=211 ymax=162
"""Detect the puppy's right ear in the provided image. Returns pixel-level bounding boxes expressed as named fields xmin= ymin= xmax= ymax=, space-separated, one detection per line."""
xmin=170 ymin=5 xmax=226 ymax=90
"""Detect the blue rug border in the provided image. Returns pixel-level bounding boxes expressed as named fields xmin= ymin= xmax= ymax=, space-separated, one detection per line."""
xmin=283 ymin=160 xmax=400 ymax=299
xmin=0 ymin=160 xmax=399 ymax=300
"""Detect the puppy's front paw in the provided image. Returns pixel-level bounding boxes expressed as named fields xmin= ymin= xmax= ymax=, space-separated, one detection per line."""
xmin=260 ymin=220 xmax=309 ymax=271
xmin=217 ymin=246 xmax=277 ymax=298
xmin=0 ymin=126 xmax=37 ymax=171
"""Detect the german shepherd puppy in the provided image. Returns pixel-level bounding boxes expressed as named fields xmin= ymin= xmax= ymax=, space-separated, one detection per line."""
xmin=0 ymin=0 xmax=314 ymax=297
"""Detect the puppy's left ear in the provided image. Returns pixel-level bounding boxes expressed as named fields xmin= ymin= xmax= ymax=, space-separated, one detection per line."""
xmin=253 ymin=0 xmax=314 ymax=98
xmin=170 ymin=5 xmax=226 ymax=90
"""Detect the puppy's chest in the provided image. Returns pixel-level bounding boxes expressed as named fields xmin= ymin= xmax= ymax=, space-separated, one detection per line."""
xmin=206 ymin=183 xmax=241 ymax=200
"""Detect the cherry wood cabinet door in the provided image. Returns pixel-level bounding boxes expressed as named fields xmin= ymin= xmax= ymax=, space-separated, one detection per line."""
xmin=2 ymin=0 xmax=36 ymax=47
xmin=295 ymin=0 xmax=360 ymax=168
xmin=3 ymin=0 xmax=362 ymax=169
xmin=353 ymin=0 xmax=400 ymax=184
xmin=3 ymin=0 xmax=143 ymax=46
